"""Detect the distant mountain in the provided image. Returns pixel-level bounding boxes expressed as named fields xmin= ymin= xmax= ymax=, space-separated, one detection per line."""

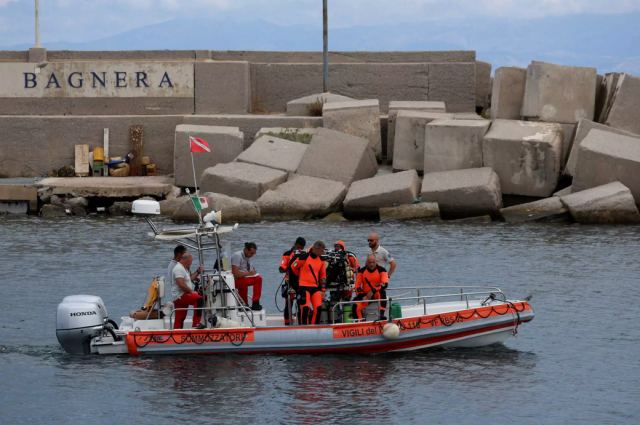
xmin=6 ymin=12 xmax=640 ymax=74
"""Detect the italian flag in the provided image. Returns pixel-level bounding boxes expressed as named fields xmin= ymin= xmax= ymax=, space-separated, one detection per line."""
xmin=191 ymin=196 xmax=209 ymax=212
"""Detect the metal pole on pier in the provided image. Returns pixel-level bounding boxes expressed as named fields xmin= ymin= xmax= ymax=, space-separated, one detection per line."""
xmin=322 ymin=0 xmax=329 ymax=93
xmin=34 ymin=0 xmax=41 ymax=47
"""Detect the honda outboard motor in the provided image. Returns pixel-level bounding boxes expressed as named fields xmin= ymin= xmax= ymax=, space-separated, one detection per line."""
xmin=56 ymin=295 xmax=109 ymax=354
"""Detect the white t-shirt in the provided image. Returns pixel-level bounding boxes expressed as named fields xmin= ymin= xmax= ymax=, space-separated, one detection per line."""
xmin=231 ymin=250 xmax=253 ymax=273
xmin=171 ymin=262 xmax=193 ymax=299
xmin=369 ymin=245 xmax=394 ymax=271
xmin=167 ymin=259 xmax=178 ymax=287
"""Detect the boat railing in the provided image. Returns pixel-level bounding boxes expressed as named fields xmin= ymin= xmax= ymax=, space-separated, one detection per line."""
xmin=331 ymin=286 xmax=505 ymax=320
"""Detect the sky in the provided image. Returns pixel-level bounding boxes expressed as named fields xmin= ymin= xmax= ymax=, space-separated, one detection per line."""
xmin=1 ymin=0 xmax=639 ymax=47
xmin=1 ymin=1 xmax=639 ymax=72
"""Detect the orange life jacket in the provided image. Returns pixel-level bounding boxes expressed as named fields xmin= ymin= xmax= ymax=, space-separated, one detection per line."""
xmin=355 ymin=266 xmax=389 ymax=294
xmin=291 ymin=253 xmax=326 ymax=288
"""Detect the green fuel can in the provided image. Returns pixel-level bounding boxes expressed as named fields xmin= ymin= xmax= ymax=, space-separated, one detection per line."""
xmin=342 ymin=305 xmax=353 ymax=323
xmin=390 ymin=303 xmax=402 ymax=319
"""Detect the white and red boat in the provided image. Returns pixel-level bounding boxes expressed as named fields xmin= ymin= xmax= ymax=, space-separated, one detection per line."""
xmin=56 ymin=199 xmax=534 ymax=356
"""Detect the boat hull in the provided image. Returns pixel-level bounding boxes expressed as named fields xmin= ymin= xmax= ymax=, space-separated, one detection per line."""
xmin=122 ymin=301 xmax=534 ymax=355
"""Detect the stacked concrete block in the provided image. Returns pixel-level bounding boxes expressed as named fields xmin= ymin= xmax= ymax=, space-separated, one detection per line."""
xmin=379 ymin=202 xmax=440 ymax=221
xmin=387 ymin=101 xmax=447 ymax=163
xmin=572 ymin=129 xmax=640 ymax=201
xmin=286 ymin=92 xmax=353 ymax=116
xmin=428 ymin=62 xmax=477 ymax=113
xmin=343 ymin=170 xmax=421 ymax=216
xmin=482 ymin=119 xmax=563 ymax=197
xmin=603 ymin=74 xmax=640 ymax=134
xmin=565 ymin=119 xmax=639 ymax=177
xmin=596 ymin=73 xmax=623 ymax=123
xmin=424 ymin=119 xmax=490 ymax=173
xmin=199 ymin=162 xmax=287 ymax=201
xmin=322 ymin=99 xmax=382 ymax=158
xmin=171 ymin=192 xmax=261 ymax=223
xmin=174 ymin=125 xmax=244 ymax=187
xmin=499 ymin=197 xmax=569 ymax=223
xmin=476 ymin=61 xmax=492 ymax=111
xmin=236 ymin=135 xmax=308 ymax=173
xmin=560 ymin=182 xmax=640 ymax=224
xmin=490 ymin=67 xmax=527 ymax=120
xmin=183 ymin=115 xmax=322 ymax=149
xmin=420 ymin=167 xmax=502 ymax=218
xmin=557 ymin=123 xmax=577 ymax=168
xmin=254 ymin=127 xmax=319 ymax=141
xmin=296 ymin=128 xmax=377 ymax=186
xmin=453 ymin=113 xmax=486 ymax=120
xmin=257 ymin=175 xmax=347 ymax=220
xmin=194 ymin=61 xmax=250 ymax=114
xmin=522 ymin=61 xmax=597 ymax=124
xmin=393 ymin=111 xmax=454 ymax=172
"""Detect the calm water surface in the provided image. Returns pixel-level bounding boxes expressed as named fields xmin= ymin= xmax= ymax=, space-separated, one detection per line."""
xmin=0 ymin=216 xmax=639 ymax=425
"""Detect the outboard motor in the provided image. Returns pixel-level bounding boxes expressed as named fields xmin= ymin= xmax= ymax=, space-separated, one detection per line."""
xmin=56 ymin=295 xmax=110 ymax=354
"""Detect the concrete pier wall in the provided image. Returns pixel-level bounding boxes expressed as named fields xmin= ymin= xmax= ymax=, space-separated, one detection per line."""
xmin=0 ymin=49 xmax=480 ymax=177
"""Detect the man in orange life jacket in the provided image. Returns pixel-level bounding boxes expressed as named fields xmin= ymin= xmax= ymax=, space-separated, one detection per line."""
xmin=278 ymin=237 xmax=306 ymax=325
xmin=353 ymin=254 xmax=389 ymax=321
xmin=290 ymin=240 xmax=327 ymax=325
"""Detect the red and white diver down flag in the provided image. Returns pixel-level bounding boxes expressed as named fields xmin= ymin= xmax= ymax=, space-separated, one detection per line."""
xmin=189 ymin=136 xmax=211 ymax=153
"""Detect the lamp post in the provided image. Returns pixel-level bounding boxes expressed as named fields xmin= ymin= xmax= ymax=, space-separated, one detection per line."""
xmin=35 ymin=0 xmax=41 ymax=47
xmin=322 ymin=0 xmax=328 ymax=93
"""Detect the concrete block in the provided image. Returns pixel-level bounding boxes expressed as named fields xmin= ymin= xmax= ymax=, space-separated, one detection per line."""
xmin=0 ymin=61 xmax=195 ymax=115
xmin=213 ymin=50 xmax=476 ymax=64
xmin=343 ymin=170 xmax=421 ymax=216
xmin=257 ymin=174 xmax=346 ymax=220
xmin=159 ymin=197 xmax=186 ymax=217
xmin=183 ymin=115 xmax=322 ymax=149
xmin=174 ymin=125 xmax=244 ymax=187
xmin=254 ymin=127 xmax=319 ymax=143
xmin=420 ymin=167 xmax=502 ymax=218
xmin=500 ymin=197 xmax=570 ymax=223
xmin=393 ymin=111 xmax=454 ymax=172
xmin=296 ymin=128 xmax=377 ymax=186
xmin=286 ymin=92 xmax=353 ymax=116
xmin=554 ymin=186 xmax=573 ymax=197
xmin=476 ymin=61 xmax=492 ymax=110
xmin=0 ymin=115 xmax=185 ymax=177
xmin=482 ymin=119 xmax=563 ymax=197
xmin=171 ymin=192 xmax=261 ymax=223
xmin=195 ymin=61 xmax=250 ymax=114
xmin=379 ymin=202 xmax=440 ymax=221
xmin=490 ymin=67 xmax=526 ymax=120
xmin=322 ymin=99 xmax=382 ymax=158
xmin=0 ymin=184 xmax=38 ymax=211
xmin=557 ymin=122 xmax=577 ymax=169
xmin=596 ymin=72 xmax=623 ymax=123
xmin=572 ymin=129 xmax=640 ymax=201
xmin=28 ymin=47 xmax=47 ymax=63
xmin=560 ymin=182 xmax=640 ymax=224
xmin=424 ymin=119 xmax=490 ymax=173
xmin=236 ymin=135 xmax=308 ymax=173
xmin=428 ymin=62 xmax=477 ymax=113
xmin=36 ymin=176 xmax=174 ymax=198
xmin=200 ymin=162 xmax=287 ymax=201
xmin=565 ymin=119 xmax=639 ymax=177
xmin=40 ymin=204 xmax=66 ymax=218
xmin=453 ymin=113 xmax=486 ymax=120
xmin=250 ymin=62 xmax=429 ymax=114
xmin=387 ymin=101 xmax=447 ymax=162
xmin=604 ymin=74 xmax=640 ymax=134
xmin=521 ymin=61 xmax=597 ymax=123
xmin=0 ymin=201 xmax=28 ymax=214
